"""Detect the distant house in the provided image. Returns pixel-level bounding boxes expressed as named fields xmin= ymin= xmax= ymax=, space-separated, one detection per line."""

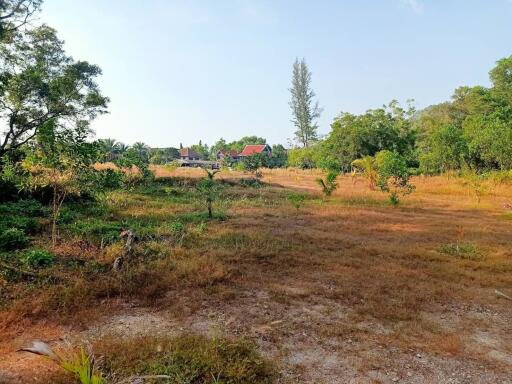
xmin=216 ymin=149 xmax=239 ymax=162
xmin=179 ymin=147 xmax=202 ymax=161
xmin=238 ymin=144 xmax=272 ymax=158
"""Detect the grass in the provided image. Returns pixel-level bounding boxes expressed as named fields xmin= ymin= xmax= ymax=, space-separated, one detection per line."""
xmin=91 ymin=334 xmax=276 ymax=384
xmin=2 ymin=168 xmax=512 ymax=382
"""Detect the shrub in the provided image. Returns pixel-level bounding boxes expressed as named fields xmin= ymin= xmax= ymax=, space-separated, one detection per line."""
xmin=0 ymin=228 xmax=28 ymax=251
xmin=316 ymin=171 xmax=338 ymax=197
xmin=21 ymin=249 xmax=55 ymax=267
xmin=438 ymin=243 xmax=482 ymax=260
xmin=287 ymin=193 xmax=306 ymax=211
xmin=375 ymin=150 xmax=415 ymax=205
xmin=92 ymin=168 xmax=124 ymax=190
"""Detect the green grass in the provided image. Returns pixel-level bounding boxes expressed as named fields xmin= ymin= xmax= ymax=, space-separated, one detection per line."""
xmin=438 ymin=243 xmax=483 ymax=261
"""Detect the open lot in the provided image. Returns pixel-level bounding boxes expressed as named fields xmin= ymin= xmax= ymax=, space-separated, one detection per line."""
xmin=1 ymin=167 xmax=512 ymax=383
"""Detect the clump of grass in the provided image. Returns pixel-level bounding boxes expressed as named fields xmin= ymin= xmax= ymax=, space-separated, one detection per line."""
xmin=20 ymin=341 xmax=106 ymax=384
xmin=93 ymin=334 xmax=276 ymax=384
xmin=438 ymin=243 xmax=482 ymax=260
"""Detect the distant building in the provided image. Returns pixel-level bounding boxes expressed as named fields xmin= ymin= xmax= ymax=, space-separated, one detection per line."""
xmin=179 ymin=147 xmax=202 ymax=161
xmin=216 ymin=149 xmax=239 ymax=162
xmin=238 ymin=144 xmax=272 ymax=158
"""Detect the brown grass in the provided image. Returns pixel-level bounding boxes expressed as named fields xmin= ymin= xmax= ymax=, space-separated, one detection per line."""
xmin=2 ymin=167 xmax=512 ymax=382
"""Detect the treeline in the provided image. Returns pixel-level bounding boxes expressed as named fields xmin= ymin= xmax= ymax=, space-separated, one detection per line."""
xmin=96 ymin=136 xmax=288 ymax=168
xmin=288 ymin=56 xmax=512 ymax=174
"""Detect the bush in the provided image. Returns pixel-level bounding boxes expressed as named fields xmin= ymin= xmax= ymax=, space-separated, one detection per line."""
xmin=0 ymin=228 xmax=28 ymax=251
xmin=92 ymin=169 xmax=124 ymax=190
xmin=21 ymin=249 xmax=55 ymax=267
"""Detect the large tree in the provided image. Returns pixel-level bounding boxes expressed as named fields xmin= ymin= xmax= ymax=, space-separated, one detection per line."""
xmin=0 ymin=0 xmax=42 ymax=39
xmin=0 ymin=25 xmax=108 ymax=167
xmin=289 ymin=58 xmax=321 ymax=147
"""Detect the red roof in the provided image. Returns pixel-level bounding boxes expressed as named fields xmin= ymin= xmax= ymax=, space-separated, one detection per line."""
xmin=239 ymin=144 xmax=270 ymax=157
xmin=179 ymin=148 xmax=201 ymax=158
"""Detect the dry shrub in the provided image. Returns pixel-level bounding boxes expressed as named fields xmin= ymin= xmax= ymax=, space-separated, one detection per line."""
xmin=101 ymin=241 xmax=125 ymax=263
xmin=175 ymin=254 xmax=228 ymax=287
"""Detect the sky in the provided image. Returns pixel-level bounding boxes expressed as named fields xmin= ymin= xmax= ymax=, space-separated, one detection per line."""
xmin=40 ymin=0 xmax=512 ymax=148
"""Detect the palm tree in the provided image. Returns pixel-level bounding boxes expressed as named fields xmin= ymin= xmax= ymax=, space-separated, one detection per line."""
xmin=115 ymin=142 xmax=128 ymax=155
xmin=97 ymin=138 xmax=118 ymax=162
xmin=351 ymin=155 xmax=378 ymax=190
xmin=131 ymin=142 xmax=150 ymax=162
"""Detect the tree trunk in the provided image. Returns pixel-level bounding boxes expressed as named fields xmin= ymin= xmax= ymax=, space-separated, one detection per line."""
xmin=207 ymin=198 xmax=212 ymax=219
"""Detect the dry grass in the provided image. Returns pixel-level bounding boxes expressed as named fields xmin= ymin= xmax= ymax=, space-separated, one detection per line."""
xmin=2 ymin=167 xmax=512 ymax=382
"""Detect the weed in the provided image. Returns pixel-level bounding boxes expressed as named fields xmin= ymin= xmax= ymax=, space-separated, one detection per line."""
xmin=20 ymin=341 xmax=106 ymax=384
xmin=438 ymin=243 xmax=482 ymax=260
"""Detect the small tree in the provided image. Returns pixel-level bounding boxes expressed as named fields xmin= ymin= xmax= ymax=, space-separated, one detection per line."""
xmin=197 ymin=176 xmax=222 ymax=219
xmin=242 ymin=153 xmax=268 ymax=178
xmin=288 ymin=193 xmax=305 ymax=212
xmin=316 ymin=171 xmax=338 ymax=197
xmin=351 ymin=156 xmax=378 ymax=189
xmin=375 ymin=150 xmax=415 ymax=205
xmin=21 ymin=120 xmax=97 ymax=246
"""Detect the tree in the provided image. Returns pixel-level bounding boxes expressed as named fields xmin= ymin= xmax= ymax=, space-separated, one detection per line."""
xmin=0 ymin=25 xmax=108 ymax=168
xmin=21 ymin=120 xmax=98 ymax=246
xmin=97 ymin=138 xmax=119 ymax=162
xmin=268 ymin=144 xmax=287 ymax=168
xmin=287 ymin=146 xmax=317 ymax=169
xmin=197 ymin=176 xmax=222 ymax=219
xmin=289 ymin=58 xmax=321 ymax=147
xmin=375 ymin=150 xmax=415 ymax=205
xmin=351 ymin=155 xmax=378 ymax=189
xmin=131 ymin=142 xmax=150 ymax=163
xmin=320 ymin=101 xmax=416 ymax=172
xmin=0 ymin=0 xmax=42 ymax=39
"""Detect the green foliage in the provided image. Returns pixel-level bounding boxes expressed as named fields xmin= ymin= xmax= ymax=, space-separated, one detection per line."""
xmin=290 ymin=58 xmax=321 ymax=147
xmin=438 ymin=243 xmax=482 ymax=261
xmin=149 ymin=147 xmax=179 ymax=164
xmin=321 ymin=101 xmax=416 ymax=172
xmin=0 ymin=25 xmax=108 ymax=164
xmin=351 ymin=155 xmax=378 ymax=189
xmin=242 ymin=153 xmax=269 ymax=174
xmin=21 ymin=249 xmax=55 ymax=267
xmin=197 ymin=177 xmax=223 ymax=219
xmin=316 ymin=171 xmax=338 ymax=197
xmin=286 ymin=146 xmax=317 ymax=169
xmin=287 ymin=193 xmax=306 ymax=211
xmin=91 ymin=169 xmax=124 ymax=191
xmin=374 ymin=151 xmax=415 ymax=205
xmin=0 ymin=228 xmax=28 ymax=250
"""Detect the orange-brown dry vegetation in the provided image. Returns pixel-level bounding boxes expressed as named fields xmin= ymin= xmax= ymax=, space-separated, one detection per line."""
xmin=1 ymin=167 xmax=512 ymax=383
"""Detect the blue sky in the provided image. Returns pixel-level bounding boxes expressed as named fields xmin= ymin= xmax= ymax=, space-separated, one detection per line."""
xmin=41 ymin=0 xmax=512 ymax=148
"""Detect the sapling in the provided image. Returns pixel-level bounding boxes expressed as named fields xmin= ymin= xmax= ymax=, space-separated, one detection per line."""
xmin=316 ymin=171 xmax=338 ymax=197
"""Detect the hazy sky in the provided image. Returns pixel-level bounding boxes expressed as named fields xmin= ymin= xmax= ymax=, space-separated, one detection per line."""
xmin=40 ymin=0 xmax=512 ymax=148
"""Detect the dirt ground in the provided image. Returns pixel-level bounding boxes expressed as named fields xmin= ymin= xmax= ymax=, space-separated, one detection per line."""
xmin=1 ymin=168 xmax=512 ymax=383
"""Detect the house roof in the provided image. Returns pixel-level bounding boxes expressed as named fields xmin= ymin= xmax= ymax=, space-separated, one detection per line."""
xmin=239 ymin=144 xmax=270 ymax=156
xmin=179 ymin=148 xmax=201 ymax=158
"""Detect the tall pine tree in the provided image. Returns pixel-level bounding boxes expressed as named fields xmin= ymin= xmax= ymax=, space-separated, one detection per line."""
xmin=289 ymin=58 xmax=321 ymax=147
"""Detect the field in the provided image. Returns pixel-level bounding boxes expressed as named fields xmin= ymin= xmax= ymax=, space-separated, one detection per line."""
xmin=1 ymin=167 xmax=512 ymax=383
